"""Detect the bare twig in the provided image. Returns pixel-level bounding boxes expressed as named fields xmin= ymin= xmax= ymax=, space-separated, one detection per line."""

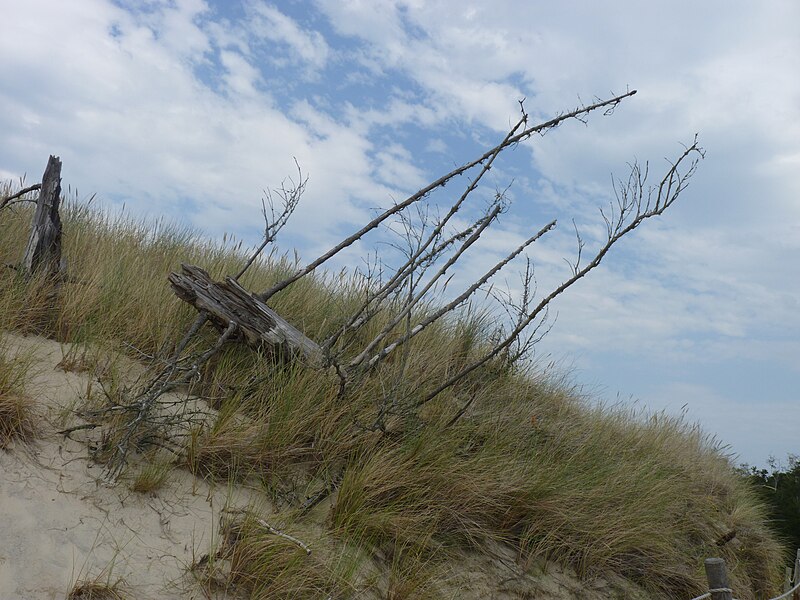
xmin=258 ymin=90 xmax=637 ymax=303
xmin=235 ymin=159 xmax=306 ymax=281
xmin=323 ymin=206 xmax=503 ymax=355
xmin=0 ymin=183 xmax=41 ymax=210
xmin=223 ymin=509 xmax=312 ymax=555
xmin=349 ymin=201 xmax=508 ymax=369
xmin=99 ymin=321 xmax=238 ymax=480
xmin=358 ymin=218 xmax=557 ymax=370
xmin=338 ymin=112 xmax=530 ymax=364
xmin=418 ymin=136 xmax=704 ymax=408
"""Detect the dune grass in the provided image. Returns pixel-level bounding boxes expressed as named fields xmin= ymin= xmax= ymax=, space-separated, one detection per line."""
xmin=128 ymin=456 xmax=174 ymax=494
xmin=208 ymin=511 xmax=340 ymax=599
xmin=0 ymin=335 xmax=37 ymax=448
xmin=66 ymin=580 xmax=127 ymax=600
xmin=0 ymin=192 xmax=786 ymax=599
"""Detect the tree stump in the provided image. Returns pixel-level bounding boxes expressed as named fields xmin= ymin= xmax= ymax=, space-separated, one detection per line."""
xmin=22 ymin=155 xmax=63 ymax=279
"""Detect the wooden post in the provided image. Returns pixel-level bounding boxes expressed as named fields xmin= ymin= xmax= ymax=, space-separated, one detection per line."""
xmin=22 ymin=155 xmax=63 ymax=278
xmin=786 ymin=566 xmax=793 ymax=594
xmin=704 ymin=558 xmax=733 ymax=600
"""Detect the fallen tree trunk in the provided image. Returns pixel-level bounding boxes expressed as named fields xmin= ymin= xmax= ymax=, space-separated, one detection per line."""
xmin=168 ymin=264 xmax=324 ymax=367
xmin=22 ymin=155 xmax=63 ymax=278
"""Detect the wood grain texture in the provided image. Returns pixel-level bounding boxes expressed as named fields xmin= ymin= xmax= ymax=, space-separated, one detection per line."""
xmin=22 ymin=155 xmax=62 ymax=277
xmin=169 ymin=264 xmax=323 ymax=367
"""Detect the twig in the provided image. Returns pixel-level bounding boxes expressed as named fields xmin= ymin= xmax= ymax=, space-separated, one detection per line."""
xmin=223 ymin=509 xmax=313 ymax=555
xmin=445 ymin=392 xmax=479 ymax=428
xmin=254 ymin=517 xmax=312 ymax=555
xmin=57 ymin=422 xmax=101 ymax=440
xmin=234 ymin=159 xmax=306 ymax=281
xmin=0 ymin=183 xmax=41 ymax=210
xmin=417 ymin=137 xmax=703 ymax=408
xmin=358 ymin=218 xmax=557 ymax=370
xmin=99 ymin=320 xmax=238 ymax=480
xmin=350 ymin=202 xmax=509 ymax=369
xmin=258 ymin=90 xmax=637 ymax=302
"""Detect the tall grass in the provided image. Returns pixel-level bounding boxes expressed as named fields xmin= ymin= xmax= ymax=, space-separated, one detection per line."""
xmin=0 ymin=191 xmax=785 ymax=599
xmin=0 ymin=336 xmax=36 ymax=447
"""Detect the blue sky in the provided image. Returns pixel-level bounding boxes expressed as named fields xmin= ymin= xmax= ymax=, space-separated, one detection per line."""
xmin=1 ymin=0 xmax=798 ymax=467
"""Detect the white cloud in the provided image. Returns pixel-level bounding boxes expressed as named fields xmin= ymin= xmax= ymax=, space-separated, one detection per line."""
xmin=219 ymin=50 xmax=262 ymax=96
xmin=0 ymin=0 xmax=422 ymax=253
xmin=246 ymin=2 xmax=330 ymax=73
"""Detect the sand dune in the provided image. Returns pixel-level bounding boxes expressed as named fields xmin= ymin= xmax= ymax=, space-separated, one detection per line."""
xmin=0 ymin=332 xmax=654 ymax=599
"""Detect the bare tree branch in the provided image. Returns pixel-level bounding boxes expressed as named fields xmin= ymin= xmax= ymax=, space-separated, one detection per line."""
xmin=0 ymin=183 xmax=41 ymax=210
xmin=323 ymin=204 xmax=504 ymax=354
xmin=314 ymin=109 xmax=529 ymax=357
xmin=357 ymin=218 xmax=557 ymax=371
xmin=418 ymin=136 xmax=704 ymax=408
xmin=235 ymin=159 xmax=306 ymax=281
xmin=257 ymin=90 xmax=637 ymax=303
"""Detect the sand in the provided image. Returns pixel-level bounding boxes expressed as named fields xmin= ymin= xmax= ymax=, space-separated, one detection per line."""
xmin=0 ymin=333 xmax=271 ymax=599
xmin=0 ymin=332 xmax=649 ymax=600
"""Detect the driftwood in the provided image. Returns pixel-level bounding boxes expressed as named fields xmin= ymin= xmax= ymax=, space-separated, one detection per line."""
xmin=22 ymin=155 xmax=63 ymax=278
xmin=168 ymin=264 xmax=323 ymax=367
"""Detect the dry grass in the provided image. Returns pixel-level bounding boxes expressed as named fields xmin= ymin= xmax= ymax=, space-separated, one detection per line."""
xmin=66 ymin=580 xmax=126 ymax=600
xmin=129 ymin=456 xmax=173 ymax=494
xmin=196 ymin=511 xmax=340 ymax=599
xmin=0 ymin=191 xmax=787 ymax=599
xmin=0 ymin=337 xmax=36 ymax=447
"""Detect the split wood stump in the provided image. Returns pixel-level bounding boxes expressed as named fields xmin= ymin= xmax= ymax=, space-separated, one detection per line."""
xmin=22 ymin=155 xmax=63 ymax=278
xmin=168 ymin=264 xmax=324 ymax=367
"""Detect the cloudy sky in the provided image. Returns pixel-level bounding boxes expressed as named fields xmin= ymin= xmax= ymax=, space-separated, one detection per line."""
xmin=2 ymin=0 xmax=798 ymax=467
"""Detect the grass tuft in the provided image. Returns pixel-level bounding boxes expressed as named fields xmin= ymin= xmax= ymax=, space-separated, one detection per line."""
xmin=196 ymin=510 xmax=339 ymax=599
xmin=0 ymin=337 xmax=36 ymax=447
xmin=129 ymin=456 xmax=173 ymax=494
xmin=66 ymin=580 xmax=126 ymax=600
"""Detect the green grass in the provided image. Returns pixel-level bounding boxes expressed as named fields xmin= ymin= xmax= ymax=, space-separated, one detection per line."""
xmin=0 ymin=189 xmax=787 ymax=599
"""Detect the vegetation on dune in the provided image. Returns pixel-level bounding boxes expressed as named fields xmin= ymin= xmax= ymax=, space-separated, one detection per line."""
xmin=743 ymin=457 xmax=800 ymax=553
xmin=0 ymin=335 xmax=37 ymax=448
xmin=0 ymin=185 xmax=786 ymax=598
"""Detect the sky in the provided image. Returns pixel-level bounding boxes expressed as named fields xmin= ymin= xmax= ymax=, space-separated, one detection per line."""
xmin=1 ymin=0 xmax=798 ymax=467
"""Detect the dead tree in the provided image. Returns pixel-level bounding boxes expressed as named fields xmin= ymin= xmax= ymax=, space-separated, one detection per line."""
xmin=21 ymin=155 xmax=63 ymax=279
xmin=69 ymin=163 xmax=309 ymax=480
xmin=82 ymin=89 xmax=705 ymax=478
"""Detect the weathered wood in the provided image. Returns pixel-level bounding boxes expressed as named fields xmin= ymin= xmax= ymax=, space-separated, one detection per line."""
xmin=704 ymin=558 xmax=733 ymax=600
xmin=168 ymin=264 xmax=323 ymax=367
xmin=22 ymin=155 xmax=62 ymax=278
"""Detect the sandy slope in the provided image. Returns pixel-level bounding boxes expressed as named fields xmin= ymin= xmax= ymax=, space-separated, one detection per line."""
xmin=0 ymin=333 xmax=270 ymax=599
xmin=0 ymin=333 xmax=649 ymax=600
